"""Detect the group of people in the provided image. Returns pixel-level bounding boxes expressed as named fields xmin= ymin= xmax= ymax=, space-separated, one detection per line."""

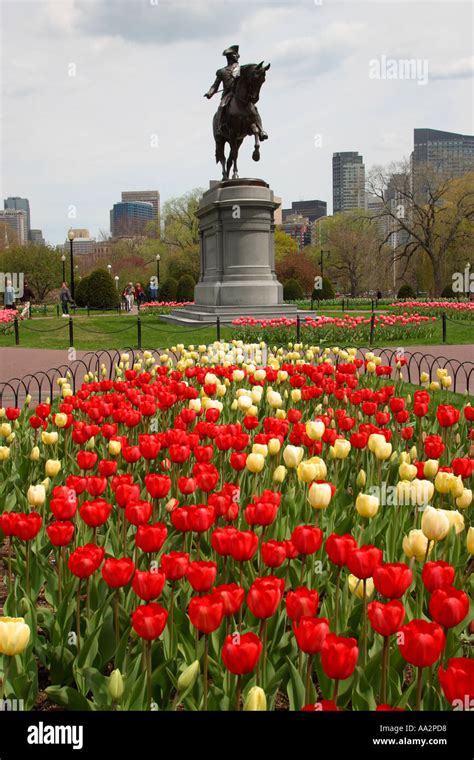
xmin=122 ymin=280 xmax=159 ymax=311
xmin=2 ymin=279 xmax=34 ymax=313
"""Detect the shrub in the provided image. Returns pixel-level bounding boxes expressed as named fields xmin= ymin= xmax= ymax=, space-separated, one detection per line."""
xmin=159 ymin=277 xmax=178 ymax=302
xmin=76 ymin=269 xmax=119 ymax=309
xmin=74 ymin=275 xmax=91 ymax=307
xmin=441 ymin=284 xmax=455 ymax=298
xmin=313 ymin=277 xmax=335 ymax=301
xmin=176 ymin=274 xmax=195 ymax=303
xmin=397 ymin=284 xmax=416 ymax=299
xmin=283 ymin=279 xmax=304 ymax=301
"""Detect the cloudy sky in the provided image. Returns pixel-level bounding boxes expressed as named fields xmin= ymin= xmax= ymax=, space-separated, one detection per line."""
xmin=1 ymin=0 xmax=473 ymax=244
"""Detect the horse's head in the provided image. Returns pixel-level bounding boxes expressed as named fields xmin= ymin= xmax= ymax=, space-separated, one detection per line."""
xmin=237 ymin=61 xmax=270 ymax=103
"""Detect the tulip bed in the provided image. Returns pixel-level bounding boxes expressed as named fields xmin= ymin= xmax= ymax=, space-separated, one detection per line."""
xmin=140 ymin=302 xmax=194 ymax=314
xmin=0 ymin=343 xmax=472 ymax=713
xmin=391 ymin=301 xmax=474 ymax=319
xmin=231 ymin=314 xmax=436 ymax=346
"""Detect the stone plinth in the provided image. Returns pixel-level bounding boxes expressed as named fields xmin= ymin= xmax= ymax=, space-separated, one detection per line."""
xmin=162 ymin=178 xmax=297 ymax=324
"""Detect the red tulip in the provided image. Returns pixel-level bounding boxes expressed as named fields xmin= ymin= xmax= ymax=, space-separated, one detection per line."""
xmin=132 ymin=569 xmax=166 ymax=601
xmin=115 ymin=483 xmax=141 ymax=509
xmin=367 ymin=600 xmax=405 ymax=637
xmin=68 ymin=544 xmax=105 ymax=578
xmin=98 ymin=459 xmax=118 ymax=478
xmin=214 ymin=583 xmax=245 ymax=616
xmin=261 ymin=540 xmax=287 ymax=568
xmin=188 ymin=592 xmax=224 ymax=633
xmin=321 ymin=634 xmax=359 ymax=680
xmin=438 ymin=658 xmax=474 ymax=706
xmin=102 ymin=557 xmax=135 ymax=588
xmin=398 ymin=620 xmax=445 ymax=667
xmin=346 ymin=544 xmax=383 ymax=580
xmin=135 ymin=522 xmax=167 ymax=553
xmin=144 ymin=474 xmax=171 ymax=499
xmin=85 ymin=476 xmax=107 ymax=497
xmin=373 ymin=563 xmax=412 ymax=599
xmin=160 ymin=551 xmax=189 ymax=581
xmin=424 ymin=435 xmax=444 ymax=459
xmin=76 ymin=451 xmax=98 ymax=471
xmin=131 ymin=602 xmax=168 ymax=640
xmin=14 ymin=512 xmax=42 ymax=541
xmin=125 ymin=500 xmax=153 ymax=526
xmin=428 ymin=586 xmax=469 ymax=629
xmin=301 ymin=700 xmax=339 ymax=711
xmin=421 ymin=561 xmax=455 ymax=593
xmin=46 ymin=520 xmax=75 ymax=546
xmin=325 ymin=533 xmax=357 ymax=567
xmin=293 ymin=617 xmax=330 ymax=654
xmin=222 ymin=632 xmax=262 ymax=674
xmin=228 ymin=530 xmax=259 ymax=562
xmin=291 ymin=525 xmax=323 ymax=556
xmin=247 ymin=576 xmax=284 ymax=619
xmin=0 ymin=512 xmax=17 ymax=536
xmin=286 ymin=587 xmax=319 ymax=621
xmin=186 ymin=561 xmax=217 ymax=592
xmin=80 ymin=499 xmax=112 ymax=528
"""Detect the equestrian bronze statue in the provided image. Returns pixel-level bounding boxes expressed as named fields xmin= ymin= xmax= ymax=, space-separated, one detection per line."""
xmin=204 ymin=44 xmax=270 ymax=180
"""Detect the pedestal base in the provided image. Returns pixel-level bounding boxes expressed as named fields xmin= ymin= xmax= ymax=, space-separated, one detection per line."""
xmin=161 ymin=302 xmax=298 ymax=325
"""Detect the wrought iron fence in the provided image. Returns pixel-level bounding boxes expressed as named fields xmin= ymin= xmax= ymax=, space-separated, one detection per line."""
xmin=0 ymin=345 xmax=472 ymax=406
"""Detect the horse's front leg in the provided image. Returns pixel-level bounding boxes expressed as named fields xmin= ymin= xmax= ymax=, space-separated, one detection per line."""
xmin=251 ymin=124 xmax=260 ymax=162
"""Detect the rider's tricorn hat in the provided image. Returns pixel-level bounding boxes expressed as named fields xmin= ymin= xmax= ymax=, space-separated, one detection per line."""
xmin=223 ymin=45 xmax=239 ymax=57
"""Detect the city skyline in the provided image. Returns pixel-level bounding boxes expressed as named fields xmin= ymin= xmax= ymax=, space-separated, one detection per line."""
xmin=2 ymin=0 xmax=473 ymax=244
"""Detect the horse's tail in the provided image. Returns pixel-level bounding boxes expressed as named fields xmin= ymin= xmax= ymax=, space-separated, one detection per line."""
xmin=215 ymin=137 xmax=225 ymax=165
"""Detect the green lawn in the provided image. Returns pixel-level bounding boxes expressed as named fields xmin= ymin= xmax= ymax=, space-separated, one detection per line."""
xmin=0 ymin=310 xmax=472 ymax=350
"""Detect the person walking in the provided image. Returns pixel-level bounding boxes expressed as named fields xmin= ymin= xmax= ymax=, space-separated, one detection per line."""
xmin=60 ymin=282 xmax=73 ymax=316
xmin=123 ymin=282 xmax=134 ymax=312
xmin=3 ymin=280 xmax=16 ymax=310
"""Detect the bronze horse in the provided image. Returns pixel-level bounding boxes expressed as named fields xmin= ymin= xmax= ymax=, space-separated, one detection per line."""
xmin=213 ymin=62 xmax=270 ymax=180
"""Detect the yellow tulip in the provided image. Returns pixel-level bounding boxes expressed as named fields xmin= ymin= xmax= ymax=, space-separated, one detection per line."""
xmin=423 ymin=459 xmax=439 ymax=479
xmin=368 ymin=433 xmax=385 ymax=453
xmin=356 ymin=493 xmax=379 ymax=519
xmin=409 ymin=479 xmax=434 ymax=507
xmin=30 ymin=446 xmax=40 ymax=462
xmin=373 ymin=440 xmax=392 ymax=461
xmin=434 ymin=471 xmax=455 ymax=494
xmin=41 ymin=431 xmax=58 ymax=446
xmin=108 ymin=669 xmax=124 ymax=701
xmin=306 ymin=456 xmax=327 ymax=480
xmin=246 ymin=453 xmax=265 ymax=474
xmin=27 ymin=484 xmax=46 ymax=507
xmin=244 ymin=686 xmax=267 ymax=711
xmin=348 ymin=575 xmax=374 ymax=599
xmin=399 ymin=462 xmax=417 ymax=481
xmin=108 ymin=439 xmax=122 ymax=456
xmin=267 ymin=438 xmax=281 ymax=456
xmin=54 ymin=413 xmax=68 ymax=428
xmin=356 ymin=469 xmax=366 ymax=488
xmin=297 ymin=461 xmax=317 ymax=483
xmin=421 ymin=506 xmax=450 ymax=541
xmin=450 ymin=476 xmax=464 ymax=499
xmin=272 ymin=465 xmax=287 ymax=484
xmin=45 ymin=459 xmax=61 ymax=478
xmin=305 ymin=420 xmax=325 ymax=441
xmin=0 ymin=423 xmax=12 ymax=438
xmin=283 ymin=446 xmax=304 ymax=469
xmin=402 ymin=529 xmax=433 ymax=561
xmin=440 ymin=509 xmax=465 ymax=535
xmin=333 ymin=439 xmax=351 ymax=459
xmin=467 ymin=527 xmax=474 ymax=555
xmin=456 ymin=488 xmax=472 ymax=510
xmin=0 ymin=446 xmax=11 ymax=462
xmin=308 ymin=481 xmax=333 ymax=510
xmin=252 ymin=443 xmax=268 ymax=458
xmin=291 ymin=389 xmax=301 ymax=403
xmin=0 ymin=617 xmax=30 ymax=656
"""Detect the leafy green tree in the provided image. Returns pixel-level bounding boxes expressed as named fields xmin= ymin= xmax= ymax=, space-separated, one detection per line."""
xmin=176 ymin=274 xmax=195 ymax=302
xmin=159 ymin=277 xmax=178 ymax=302
xmin=397 ymin=284 xmax=416 ymax=299
xmin=77 ymin=269 xmax=120 ymax=309
xmin=283 ymin=279 xmax=304 ymax=301
xmin=313 ymin=277 xmax=335 ymax=300
xmin=274 ymin=228 xmax=298 ymax=264
xmin=0 ymin=244 xmax=62 ymax=300
xmin=75 ymin=275 xmax=91 ymax=307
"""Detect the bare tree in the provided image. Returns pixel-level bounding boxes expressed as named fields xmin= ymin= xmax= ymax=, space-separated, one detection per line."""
xmin=367 ymin=161 xmax=474 ymax=295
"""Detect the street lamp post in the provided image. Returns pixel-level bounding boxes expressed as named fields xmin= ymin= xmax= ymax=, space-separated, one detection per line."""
xmin=68 ymin=229 xmax=75 ymax=300
xmin=156 ymin=253 xmax=161 ymax=284
xmin=107 ymin=264 xmax=112 ymax=275
xmin=61 ymin=254 xmax=66 ymax=283
xmin=114 ymin=275 xmax=119 ymax=290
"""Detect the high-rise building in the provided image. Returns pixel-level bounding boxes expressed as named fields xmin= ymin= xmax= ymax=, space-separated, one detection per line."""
xmin=4 ymin=197 xmax=31 ymax=239
xmin=69 ymin=228 xmax=90 ymax=239
xmin=110 ymin=201 xmax=155 ymax=238
xmin=0 ymin=209 xmax=28 ymax=244
xmin=280 ymin=214 xmax=312 ymax=250
xmin=121 ymin=191 xmax=160 ymax=230
xmin=64 ymin=236 xmax=97 ymax=255
xmin=30 ymin=229 xmax=45 ymax=245
xmin=332 ymin=152 xmax=366 ymax=214
xmin=282 ymin=199 xmax=327 ymax=224
xmin=411 ymin=128 xmax=474 ymax=179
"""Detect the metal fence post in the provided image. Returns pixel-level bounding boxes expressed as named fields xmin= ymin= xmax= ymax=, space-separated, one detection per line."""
xmin=14 ymin=317 xmax=19 ymax=345
xmin=137 ymin=315 xmax=142 ymax=349
xmin=442 ymin=312 xmax=447 ymax=343
xmin=296 ymin=314 xmax=301 ymax=341
xmin=369 ymin=313 xmax=375 ymax=345
xmin=68 ymin=316 xmax=74 ymax=347
xmin=216 ymin=316 xmax=221 ymax=342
